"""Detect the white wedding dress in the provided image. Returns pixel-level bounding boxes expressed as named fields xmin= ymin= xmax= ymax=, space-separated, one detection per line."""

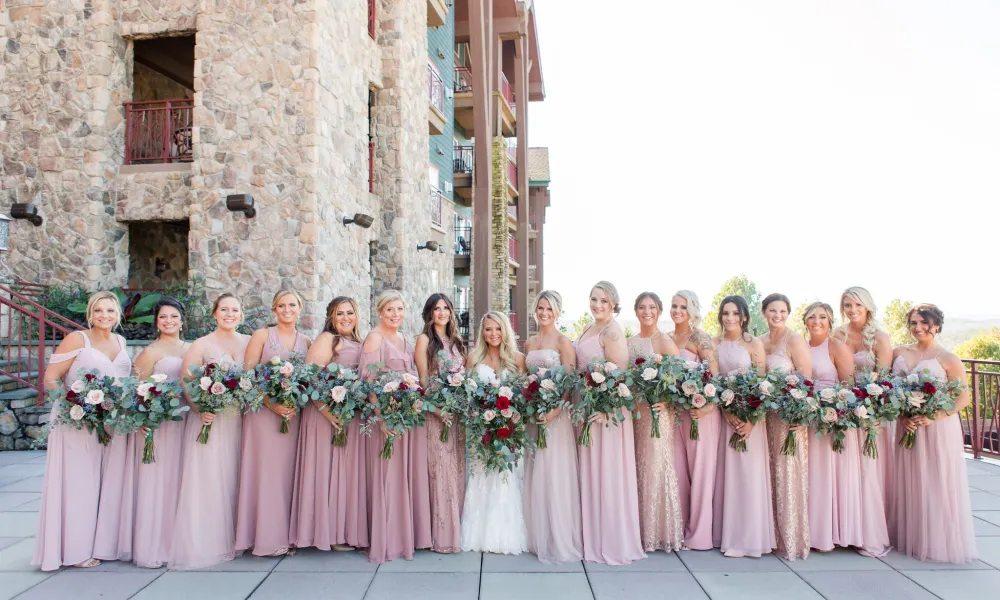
xmin=460 ymin=364 xmax=529 ymax=554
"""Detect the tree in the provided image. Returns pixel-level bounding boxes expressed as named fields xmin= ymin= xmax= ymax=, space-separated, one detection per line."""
xmin=883 ymin=298 xmax=914 ymax=346
xmin=624 ymin=326 xmax=635 ymax=339
xmin=788 ymin=301 xmax=812 ymax=337
xmin=567 ymin=312 xmax=594 ymax=341
xmin=954 ymin=328 xmax=1000 ymax=372
xmin=704 ymin=274 xmax=767 ymax=337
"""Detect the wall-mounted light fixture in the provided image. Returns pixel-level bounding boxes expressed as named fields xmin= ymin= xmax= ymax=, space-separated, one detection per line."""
xmin=225 ymin=194 xmax=257 ymax=218
xmin=417 ymin=241 xmax=440 ymax=252
xmin=343 ymin=213 xmax=375 ymax=228
xmin=10 ymin=203 xmax=43 ymax=226
xmin=154 ymin=257 xmax=168 ymax=275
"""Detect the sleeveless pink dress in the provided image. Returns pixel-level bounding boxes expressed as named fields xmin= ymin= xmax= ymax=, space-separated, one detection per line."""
xmin=235 ymin=327 xmax=310 ymax=556
xmin=169 ymin=336 xmax=249 ymax=570
xmin=807 ymin=338 xmax=863 ymax=551
xmin=716 ymin=339 xmax=776 ymax=557
xmin=425 ymin=340 xmax=466 ymax=553
xmin=34 ymin=331 xmax=132 ymax=571
xmin=628 ymin=335 xmax=684 ymax=553
xmin=763 ymin=331 xmax=810 ymax=560
xmin=676 ymin=347 xmax=720 ymax=550
xmin=853 ymin=350 xmax=895 ymax=539
xmin=890 ymin=356 xmax=977 ymax=563
xmin=362 ymin=335 xmax=419 ymax=563
xmin=289 ymin=339 xmax=368 ymax=550
xmin=523 ymin=348 xmax=583 ymax=563
xmin=575 ymin=325 xmax=645 ymax=565
xmin=132 ymin=355 xmax=187 ymax=568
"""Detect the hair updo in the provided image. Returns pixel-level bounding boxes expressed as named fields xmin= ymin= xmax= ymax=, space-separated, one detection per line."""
xmin=907 ymin=303 xmax=945 ymax=333
xmin=591 ymin=281 xmax=621 ymax=315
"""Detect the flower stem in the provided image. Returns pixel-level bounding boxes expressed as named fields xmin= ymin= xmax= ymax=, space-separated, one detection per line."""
xmin=142 ymin=429 xmax=156 ymax=464
xmin=381 ymin=434 xmax=395 ymax=460
xmin=440 ymin=423 xmax=450 ymax=443
xmin=728 ymin=431 xmax=747 ymax=452
xmin=650 ymin=407 xmax=661 ymax=439
xmin=280 ymin=417 xmax=290 ymax=434
xmin=537 ymin=424 xmax=547 ymax=449
xmin=863 ymin=429 xmax=878 ymax=459
xmin=781 ymin=430 xmax=797 ymax=456
xmin=577 ymin=422 xmax=592 ymax=447
xmin=197 ymin=423 xmax=212 ymax=445
xmin=332 ymin=428 xmax=347 ymax=447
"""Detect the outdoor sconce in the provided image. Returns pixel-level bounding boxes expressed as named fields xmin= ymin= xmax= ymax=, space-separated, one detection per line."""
xmin=225 ymin=194 xmax=257 ymax=218
xmin=417 ymin=241 xmax=440 ymax=252
xmin=154 ymin=257 xmax=168 ymax=275
xmin=343 ymin=213 xmax=375 ymax=228
xmin=10 ymin=203 xmax=43 ymax=226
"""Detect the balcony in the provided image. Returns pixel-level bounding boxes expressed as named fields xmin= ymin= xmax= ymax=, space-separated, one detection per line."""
xmin=456 ymin=308 xmax=472 ymax=340
xmin=430 ymin=187 xmax=444 ymax=227
xmin=507 ymin=205 xmax=517 ymax=232
xmin=508 ymin=233 xmax=519 ymax=266
xmin=453 ymin=145 xmax=473 ymax=207
xmin=427 ymin=0 xmax=448 ymax=27
xmin=506 ymin=157 xmax=518 ymax=200
xmin=454 ymin=216 xmax=471 ymax=274
xmin=453 ymin=66 xmax=516 ymax=137
xmin=124 ymin=99 xmax=193 ymax=165
xmin=428 ymin=66 xmax=446 ymax=135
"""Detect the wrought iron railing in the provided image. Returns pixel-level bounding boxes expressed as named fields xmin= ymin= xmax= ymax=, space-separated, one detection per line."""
xmin=963 ymin=359 xmax=1000 ymax=459
xmin=124 ymin=98 xmax=193 ymax=165
xmin=430 ymin=187 xmax=443 ymax=226
xmin=500 ymin=72 xmax=515 ymax=108
xmin=454 ymin=217 xmax=471 ymax=256
xmin=508 ymin=233 xmax=518 ymax=263
xmin=454 ymin=145 xmax=473 ymax=174
xmin=455 ymin=67 xmax=473 ymax=93
xmin=428 ymin=65 xmax=445 ymax=114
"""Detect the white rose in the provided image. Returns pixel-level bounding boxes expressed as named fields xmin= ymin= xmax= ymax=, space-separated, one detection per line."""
xmin=908 ymin=391 xmax=925 ymax=407
xmin=136 ymin=383 xmax=152 ymax=398
xmin=541 ymin=379 xmax=557 ymax=391
xmin=383 ymin=381 xmax=399 ymax=394
xmin=69 ymin=404 xmax=85 ymax=421
xmin=837 ymin=388 xmax=852 ymax=401
xmin=906 ymin=373 xmax=919 ymax=384
xmin=85 ymin=389 xmax=104 ymax=405
xmin=537 ymin=368 xmax=549 ymax=377
xmin=279 ymin=363 xmax=295 ymax=377
xmin=653 ymin=354 xmax=663 ymax=364
xmin=498 ymin=386 xmax=513 ymax=399
xmin=239 ymin=377 xmax=253 ymax=391
xmin=151 ymin=373 xmax=168 ymax=384
xmin=721 ymin=388 xmax=735 ymax=406
xmin=331 ymin=386 xmax=347 ymax=403
xmin=691 ymin=393 xmax=707 ymax=408
xmin=270 ymin=355 xmax=282 ymax=366
xmin=200 ymin=376 xmax=212 ymax=391
xmin=641 ymin=367 xmax=658 ymax=381
xmin=591 ymin=371 xmax=606 ymax=384
xmin=447 ymin=373 xmax=464 ymax=387
xmin=603 ymin=362 xmax=618 ymax=373
xmin=617 ymin=383 xmax=631 ymax=398
xmin=527 ymin=374 xmax=538 ymax=383
xmin=402 ymin=373 xmax=419 ymax=388
xmin=209 ymin=382 xmax=226 ymax=395
xmin=681 ymin=381 xmax=697 ymax=396
xmin=483 ymin=409 xmax=496 ymax=422
xmin=501 ymin=408 xmax=513 ymax=419
xmin=820 ymin=388 xmax=836 ymax=401
xmin=790 ymin=388 xmax=806 ymax=400
xmin=759 ymin=381 xmax=774 ymax=396
xmin=685 ymin=360 xmax=699 ymax=369
xmin=785 ymin=375 xmax=800 ymax=386
xmin=866 ymin=383 xmax=884 ymax=397
xmin=70 ymin=380 xmax=87 ymax=394
xmin=853 ymin=405 xmax=870 ymax=420
xmin=703 ymin=383 xmax=717 ymax=398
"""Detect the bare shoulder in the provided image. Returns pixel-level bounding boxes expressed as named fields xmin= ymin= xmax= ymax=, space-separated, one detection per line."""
xmin=938 ymin=351 xmax=964 ymax=373
xmin=828 ymin=336 xmax=852 ymax=359
xmin=362 ymin=331 xmax=384 ymax=352
xmin=414 ymin=333 xmax=430 ymax=349
xmin=602 ymin=322 xmax=624 ymax=342
xmin=892 ymin=344 xmax=911 ymax=360
xmin=523 ymin=335 xmax=539 ymax=352
xmin=874 ymin=330 xmax=892 ymax=346
xmin=748 ymin=336 xmax=766 ymax=354
xmin=313 ymin=331 xmax=335 ymax=346
xmin=249 ymin=328 xmax=269 ymax=342
xmin=787 ymin=333 xmax=809 ymax=350
xmin=54 ymin=330 xmax=87 ymax=354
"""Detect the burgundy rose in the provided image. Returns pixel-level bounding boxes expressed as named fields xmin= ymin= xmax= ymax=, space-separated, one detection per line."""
xmin=702 ymin=371 xmax=713 ymax=383
xmin=882 ymin=381 xmax=893 ymax=390
xmin=748 ymin=396 xmax=762 ymax=408
xmin=922 ymin=382 xmax=937 ymax=395
xmin=804 ymin=379 xmax=815 ymax=389
xmin=496 ymin=396 xmax=511 ymax=411
xmin=204 ymin=363 xmax=216 ymax=377
xmin=224 ymin=378 xmax=239 ymax=390
xmin=481 ymin=432 xmax=492 ymax=446
xmin=496 ymin=427 xmax=511 ymax=439
xmin=85 ymin=373 xmax=97 ymax=382
xmin=586 ymin=372 xmax=598 ymax=387
xmin=399 ymin=383 xmax=409 ymax=391
xmin=634 ymin=357 xmax=646 ymax=366
xmin=66 ymin=390 xmax=78 ymax=402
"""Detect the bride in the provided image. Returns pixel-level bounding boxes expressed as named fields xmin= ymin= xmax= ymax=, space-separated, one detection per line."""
xmin=460 ymin=311 xmax=529 ymax=554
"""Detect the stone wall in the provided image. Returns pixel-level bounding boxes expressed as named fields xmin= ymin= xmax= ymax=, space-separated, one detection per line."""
xmin=490 ymin=136 xmax=510 ymax=312
xmin=127 ymin=220 xmax=189 ymax=287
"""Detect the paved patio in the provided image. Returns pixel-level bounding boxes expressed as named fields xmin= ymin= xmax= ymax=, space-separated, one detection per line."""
xmin=0 ymin=450 xmax=998 ymax=599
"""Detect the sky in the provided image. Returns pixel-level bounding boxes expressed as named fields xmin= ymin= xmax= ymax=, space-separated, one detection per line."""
xmin=527 ymin=0 xmax=1000 ymax=323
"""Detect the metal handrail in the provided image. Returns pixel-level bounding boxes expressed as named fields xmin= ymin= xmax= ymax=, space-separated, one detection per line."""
xmin=963 ymin=358 xmax=1000 ymax=459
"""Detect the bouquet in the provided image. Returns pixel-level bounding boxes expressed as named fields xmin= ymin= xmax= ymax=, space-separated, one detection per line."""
xmin=574 ymin=359 xmax=637 ymax=447
xmin=114 ymin=374 xmax=188 ymax=463
xmin=772 ymin=371 xmax=817 ymax=456
xmin=814 ymin=385 xmax=860 ymax=453
xmin=896 ymin=369 xmax=963 ymax=450
xmin=306 ymin=361 xmax=369 ymax=447
xmin=253 ymin=353 xmax=319 ymax=433
xmin=184 ymin=362 xmax=258 ymax=444
xmin=521 ymin=364 xmax=574 ymax=449
xmin=464 ymin=371 xmax=528 ymax=473
xmin=851 ymin=370 xmax=905 ymax=458
xmin=369 ymin=371 xmax=426 ymax=459
xmin=424 ymin=353 xmax=473 ymax=443
xmin=51 ymin=369 xmax=124 ymax=445
xmin=659 ymin=358 xmax=717 ymax=440
xmin=718 ymin=370 xmax=775 ymax=452
xmin=628 ymin=354 xmax=671 ymax=439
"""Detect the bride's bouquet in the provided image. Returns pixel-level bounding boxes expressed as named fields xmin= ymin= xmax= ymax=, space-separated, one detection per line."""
xmin=424 ymin=353 xmax=474 ymax=443
xmin=574 ymin=359 xmax=637 ymax=447
xmin=184 ymin=362 xmax=258 ymax=444
xmin=896 ymin=370 xmax=963 ymax=450
xmin=252 ymin=353 xmax=318 ymax=433
xmin=659 ymin=358 xmax=717 ymax=441
xmin=51 ymin=370 xmax=125 ymax=445
xmin=369 ymin=371 xmax=426 ymax=459
xmin=850 ymin=370 xmax=904 ymax=458
xmin=113 ymin=374 xmax=188 ymax=463
xmin=718 ymin=370 xmax=775 ymax=452
xmin=464 ymin=370 xmax=528 ymax=473
xmin=521 ymin=365 xmax=574 ymax=449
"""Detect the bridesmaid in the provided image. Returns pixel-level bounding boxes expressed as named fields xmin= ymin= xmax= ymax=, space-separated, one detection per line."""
xmin=890 ymin=304 xmax=976 ymax=563
xmin=714 ymin=295 xmax=775 ymax=557
xmin=803 ymin=302 xmax=864 ymax=553
xmin=833 ymin=286 xmax=894 ymax=551
xmin=130 ymin=297 xmax=190 ymax=568
xmin=575 ymin=281 xmax=644 ymax=565
xmin=667 ymin=290 xmax=719 ymax=550
xmin=236 ymin=290 xmax=311 ymax=557
xmin=415 ymin=293 xmax=467 ymax=553
xmin=629 ymin=292 xmax=684 ymax=553
xmin=290 ymin=296 xmax=368 ymax=551
xmin=34 ymin=292 xmax=131 ymax=571
xmin=170 ymin=293 xmax=250 ymax=570
xmin=759 ymin=293 xmax=812 ymax=561
xmin=523 ymin=290 xmax=583 ymax=563
xmin=362 ymin=291 xmax=419 ymax=563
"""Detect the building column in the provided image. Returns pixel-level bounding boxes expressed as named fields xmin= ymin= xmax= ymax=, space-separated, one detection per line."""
xmin=469 ymin=0 xmax=494 ymax=332
xmin=513 ymin=32 xmax=529 ymax=340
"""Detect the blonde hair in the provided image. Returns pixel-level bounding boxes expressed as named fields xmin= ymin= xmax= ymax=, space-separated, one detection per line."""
xmin=469 ymin=311 xmax=519 ymax=376
xmin=375 ymin=290 xmax=405 ymax=315
xmin=86 ymin=291 xmax=123 ymax=329
xmin=803 ymin=301 xmax=836 ymax=334
xmin=532 ymin=290 xmax=563 ymax=327
xmin=591 ymin=280 xmax=621 ymax=315
xmin=838 ymin=286 xmax=880 ymax=369
xmin=673 ymin=289 xmax=703 ymax=330
xmin=271 ymin=289 xmax=305 ymax=312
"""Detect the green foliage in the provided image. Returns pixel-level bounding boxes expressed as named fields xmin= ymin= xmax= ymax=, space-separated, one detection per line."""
xmin=567 ymin=312 xmax=594 ymax=341
xmin=788 ymin=301 xmax=810 ymax=337
xmin=623 ymin=326 xmax=634 ymax=339
xmin=954 ymin=328 xmax=1000 ymax=373
xmin=883 ymin=298 xmax=915 ymax=346
xmin=704 ymin=274 xmax=768 ymax=337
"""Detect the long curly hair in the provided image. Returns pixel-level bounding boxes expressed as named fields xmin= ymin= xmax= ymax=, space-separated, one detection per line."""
xmin=468 ymin=311 xmax=519 ymax=376
xmin=420 ymin=293 xmax=466 ymax=369
xmin=323 ymin=296 xmax=362 ymax=363
xmin=838 ymin=287 xmax=881 ymax=369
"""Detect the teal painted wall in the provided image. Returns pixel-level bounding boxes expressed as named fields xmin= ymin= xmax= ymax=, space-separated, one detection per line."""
xmin=428 ymin=9 xmax=455 ymax=200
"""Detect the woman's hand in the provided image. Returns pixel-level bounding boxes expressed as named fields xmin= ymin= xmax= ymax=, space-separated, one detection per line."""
xmin=588 ymin=412 xmax=608 ymax=425
xmin=268 ymin=402 xmax=296 ymax=421
xmin=652 ymin=402 xmax=669 ymax=414
xmin=200 ymin=412 xmax=216 ymax=426
xmin=140 ymin=426 xmax=151 ymax=436
xmin=790 ymin=424 xmax=808 ymax=434
xmin=690 ymin=404 xmax=715 ymax=420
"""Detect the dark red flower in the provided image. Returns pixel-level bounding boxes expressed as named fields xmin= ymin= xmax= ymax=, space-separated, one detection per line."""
xmin=748 ymin=396 xmax=762 ymax=408
xmin=84 ymin=373 xmax=97 ymax=382
xmin=418 ymin=388 xmax=425 ymax=397
xmin=634 ymin=357 xmax=646 ymax=366
xmin=496 ymin=396 xmax=511 ymax=411
xmin=224 ymin=378 xmax=238 ymax=390
xmin=702 ymin=371 xmax=713 ymax=383
xmin=804 ymin=379 xmax=815 ymax=389
xmin=922 ymin=382 xmax=937 ymax=395
xmin=481 ymin=432 xmax=492 ymax=446
xmin=399 ymin=383 xmax=409 ymax=391
xmin=496 ymin=427 xmax=511 ymax=439
xmin=586 ymin=373 xmax=598 ymax=387
xmin=853 ymin=388 xmax=868 ymax=399
xmin=66 ymin=390 xmax=78 ymax=401
xmin=882 ymin=381 xmax=893 ymax=390
xmin=204 ymin=363 xmax=216 ymax=377
xmin=151 ymin=386 xmax=162 ymax=397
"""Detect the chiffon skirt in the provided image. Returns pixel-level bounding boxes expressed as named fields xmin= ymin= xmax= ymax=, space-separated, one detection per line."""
xmin=93 ymin=432 xmax=136 ymax=562
xmin=524 ymin=411 xmax=583 ymax=563
xmin=718 ymin=422 xmax=776 ymax=557
xmin=808 ymin=428 xmax=863 ymax=551
xmin=132 ymin=419 xmax=187 ymax=567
